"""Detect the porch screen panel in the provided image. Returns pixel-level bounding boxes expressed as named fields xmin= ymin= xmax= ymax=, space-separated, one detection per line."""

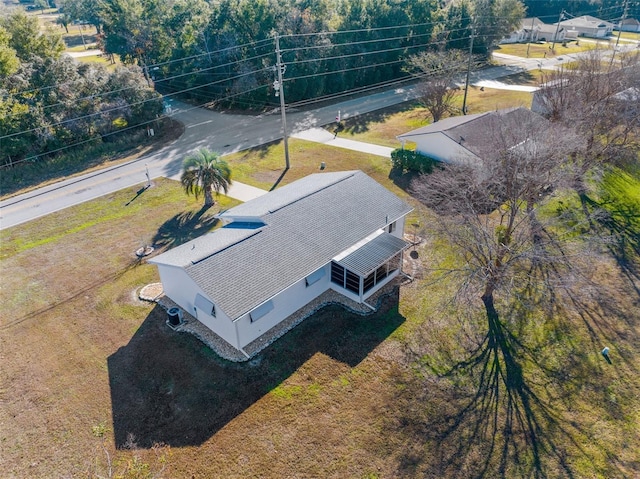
xmin=331 ymin=262 xmax=345 ymax=285
xmin=363 ymin=272 xmax=376 ymax=293
xmin=345 ymin=270 xmax=360 ymax=294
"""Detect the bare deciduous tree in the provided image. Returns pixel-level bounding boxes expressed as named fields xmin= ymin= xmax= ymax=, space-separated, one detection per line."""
xmin=535 ymin=49 xmax=640 ymax=202
xmin=411 ymin=108 xmax=584 ymax=321
xmin=407 ymin=109 xmax=599 ymax=477
xmin=406 ymin=49 xmax=472 ymax=122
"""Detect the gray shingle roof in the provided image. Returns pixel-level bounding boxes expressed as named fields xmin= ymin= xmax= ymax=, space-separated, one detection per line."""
xmin=396 ymin=111 xmax=489 ymax=140
xmin=397 ymin=108 xmax=549 ymax=161
xmin=149 ymin=228 xmax=262 ymax=268
xmin=151 ymin=171 xmax=413 ymax=320
xmin=219 ymin=171 xmax=355 ymax=220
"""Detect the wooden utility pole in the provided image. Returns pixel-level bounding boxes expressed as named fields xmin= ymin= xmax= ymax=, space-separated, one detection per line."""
xmin=462 ymin=22 xmax=475 ymax=115
xmin=610 ymin=0 xmax=629 ymax=68
xmin=275 ymin=34 xmax=290 ymax=170
xmin=551 ymin=10 xmax=565 ymax=52
xmin=526 ymin=16 xmax=536 ymax=57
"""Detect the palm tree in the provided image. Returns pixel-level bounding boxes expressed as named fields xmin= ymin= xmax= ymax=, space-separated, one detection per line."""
xmin=180 ymin=149 xmax=232 ymax=207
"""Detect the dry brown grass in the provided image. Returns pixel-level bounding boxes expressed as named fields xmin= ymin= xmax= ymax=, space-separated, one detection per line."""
xmin=1 ymin=99 xmax=639 ymax=478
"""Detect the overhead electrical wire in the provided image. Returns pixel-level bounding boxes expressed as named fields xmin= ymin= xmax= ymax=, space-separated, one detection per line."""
xmin=1 ymin=83 xmax=270 ymax=168
xmin=2 ymin=6 xmax=618 ymax=158
xmin=1 ymin=66 xmax=273 ymax=140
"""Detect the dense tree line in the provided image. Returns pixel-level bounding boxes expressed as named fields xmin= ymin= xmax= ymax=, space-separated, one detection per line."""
xmin=0 ymin=11 xmax=162 ymax=167
xmin=57 ymin=0 xmax=524 ymax=109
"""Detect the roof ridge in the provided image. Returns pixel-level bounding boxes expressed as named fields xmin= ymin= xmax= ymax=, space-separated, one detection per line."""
xmin=268 ymin=171 xmax=357 ymax=214
xmin=190 ymin=230 xmax=263 ymax=265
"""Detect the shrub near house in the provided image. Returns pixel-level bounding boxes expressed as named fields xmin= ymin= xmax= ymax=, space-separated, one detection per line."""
xmin=391 ymin=149 xmax=439 ymax=173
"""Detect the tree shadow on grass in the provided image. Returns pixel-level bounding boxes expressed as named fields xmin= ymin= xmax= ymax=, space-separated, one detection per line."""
xmin=152 ymin=206 xmax=219 ymax=250
xmin=108 ymin=289 xmax=404 ymax=448
xmin=498 ymin=71 xmax=536 ymax=85
xmin=341 ymin=101 xmax=418 ymax=135
xmin=590 ymin=199 xmax=640 ymax=297
xmin=394 ymin=294 xmax=632 ymax=478
xmin=388 ymin=166 xmax=420 ymax=192
xmin=63 ymin=32 xmax=98 ymax=48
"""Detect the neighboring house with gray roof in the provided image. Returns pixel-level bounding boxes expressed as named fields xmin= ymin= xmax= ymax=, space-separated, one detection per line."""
xmin=149 ymin=171 xmax=412 ymax=355
xmin=558 ymin=15 xmax=614 ymax=38
xmin=617 ymin=18 xmax=640 ymax=32
xmin=396 ymin=108 xmax=546 ymax=164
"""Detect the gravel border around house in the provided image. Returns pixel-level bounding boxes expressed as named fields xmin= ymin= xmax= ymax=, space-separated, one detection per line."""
xmin=139 ymin=280 xmax=403 ymax=362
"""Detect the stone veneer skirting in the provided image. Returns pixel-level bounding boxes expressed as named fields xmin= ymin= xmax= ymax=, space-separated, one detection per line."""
xmin=139 ymin=280 xmax=401 ymax=362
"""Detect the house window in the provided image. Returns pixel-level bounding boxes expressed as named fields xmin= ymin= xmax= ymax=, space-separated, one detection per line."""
xmin=195 ymin=293 xmax=216 ymax=317
xmin=388 ymin=221 xmax=396 ymax=233
xmin=305 ymin=268 xmax=326 ymax=287
xmin=250 ymin=300 xmax=274 ymax=322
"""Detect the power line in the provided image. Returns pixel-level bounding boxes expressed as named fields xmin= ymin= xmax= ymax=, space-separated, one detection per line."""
xmin=0 ymin=83 xmax=270 ymax=169
xmin=37 ymin=50 xmax=274 ymax=112
xmin=3 ymin=37 xmax=274 ymax=98
xmin=0 ymin=13 xmax=557 ymax=150
xmin=0 ymin=66 xmax=273 ymax=140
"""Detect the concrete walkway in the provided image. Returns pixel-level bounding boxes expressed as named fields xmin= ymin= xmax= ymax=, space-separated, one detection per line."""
xmin=166 ymin=171 xmax=267 ymax=202
xmin=473 ymin=80 xmax=539 ymax=92
xmin=66 ymin=49 xmax=103 ymax=58
xmin=292 ymin=127 xmax=394 ymax=158
xmin=175 ymin=127 xmax=394 ymax=203
xmin=225 ymin=181 xmax=268 ymax=201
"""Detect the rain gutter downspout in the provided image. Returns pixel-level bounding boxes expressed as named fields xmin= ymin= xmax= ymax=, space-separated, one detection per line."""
xmin=362 ymin=301 xmax=377 ymax=311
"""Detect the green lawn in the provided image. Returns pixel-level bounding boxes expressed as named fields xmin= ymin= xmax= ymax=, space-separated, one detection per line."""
xmin=618 ymin=31 xmax=640 ymax=41
xmin=301 ymin=87 xmax=533 ymax=149
xmin=495 ymin=40 xmax=603 ymax=58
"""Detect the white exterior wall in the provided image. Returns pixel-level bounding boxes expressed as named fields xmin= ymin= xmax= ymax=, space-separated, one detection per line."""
xmin=234 ymin=263 xmax=332 ymax=348
xmin=501 ymin=30 xmax=526 ymax=44
xmin=392 ymin=216 xmax=406 ymax=239
xmin=193 ymin=304 xmax=238 ymax=349
xmin=156 ymin=264 xmax=239 ymax=348
xmin=619 ymin=23 xmax=640 ymax=32
xmin=413 ymin=133 xmax=478 ymax=164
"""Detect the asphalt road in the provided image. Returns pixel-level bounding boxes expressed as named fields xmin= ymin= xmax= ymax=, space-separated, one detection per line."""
xmin=0 ymin=50 xmax=609 ymax=230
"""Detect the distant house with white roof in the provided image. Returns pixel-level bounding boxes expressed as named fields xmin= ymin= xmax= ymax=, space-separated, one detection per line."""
xmin=150 ymin=171 xmax=412 ymax=357
xmin=501 ymin=17 xmax=566 ymax=44
xmin=558 ymin=15 xmax=614 ymax=38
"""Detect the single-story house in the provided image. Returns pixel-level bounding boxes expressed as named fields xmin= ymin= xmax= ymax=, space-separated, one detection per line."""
xmin=531 ymin=78 xmax=570 ymax=116
xmin=501 ymin=17 xmax=566 ymax=44
xmin=150 ymin=170 xmax=413 ymax=356
xmin=616 ymin=18 xmax=640 ymax=33
xmin=396 ymin=107 xmax=546 ymax=164
xmin=558 ymin=15 xmax=615 ymax=38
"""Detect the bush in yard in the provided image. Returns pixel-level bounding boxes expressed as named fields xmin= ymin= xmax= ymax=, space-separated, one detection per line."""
xmin=391 ymin=149 xmax=439 ymax=174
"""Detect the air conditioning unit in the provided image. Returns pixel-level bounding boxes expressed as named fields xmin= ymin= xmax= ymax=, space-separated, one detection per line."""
xmin=167 ymin=307 xmax=183 ymax=326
